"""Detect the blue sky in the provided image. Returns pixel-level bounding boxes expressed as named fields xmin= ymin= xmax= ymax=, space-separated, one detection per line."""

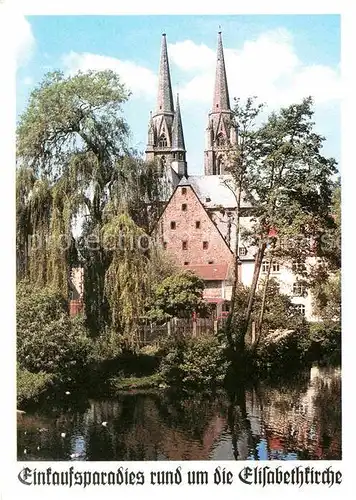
xmin=16 ymin=15 xmax=340 ymax=175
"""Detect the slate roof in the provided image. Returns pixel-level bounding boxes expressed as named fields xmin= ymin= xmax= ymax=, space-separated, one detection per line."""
xmin=178 ymin=174 xmax=251 ymax=209
xmin=213 ymin=32 xmax=231 ymax=111
xmin=156 ymin=34 xmax=174 ymax=114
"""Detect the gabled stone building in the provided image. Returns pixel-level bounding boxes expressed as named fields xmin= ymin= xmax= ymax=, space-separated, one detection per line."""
xmin=149 ymin=32 xmax=317 ymax=321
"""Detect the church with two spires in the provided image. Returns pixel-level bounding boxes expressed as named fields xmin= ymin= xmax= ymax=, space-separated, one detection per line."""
xmin=147 ymin=32 xmax=315 ymax=320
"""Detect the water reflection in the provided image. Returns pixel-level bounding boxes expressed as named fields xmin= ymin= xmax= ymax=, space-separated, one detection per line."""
xmin=17 ymin=365 xmax=341 ymax=461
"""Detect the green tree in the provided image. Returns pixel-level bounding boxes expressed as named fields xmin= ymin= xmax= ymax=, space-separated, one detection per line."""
xmin=312 ymin=269 xmax=341 ymax=322
xmin=225 ymin=97 xmax=337 ymax=359
xmin=309 ymin=182 xmax=341 ymax=323
xmin=147 ymin=271 xmax=208 ymax=321
xmin=16 ymin=70 xmax=165 ymax=336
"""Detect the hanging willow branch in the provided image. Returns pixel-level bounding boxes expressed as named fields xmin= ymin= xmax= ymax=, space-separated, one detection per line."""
xmin=102 ymin=212 xmax=153 ymax=348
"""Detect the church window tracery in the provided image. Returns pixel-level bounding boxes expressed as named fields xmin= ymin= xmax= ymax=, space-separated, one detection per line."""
xmin=158 ymin=134 xmax=168 ymax=147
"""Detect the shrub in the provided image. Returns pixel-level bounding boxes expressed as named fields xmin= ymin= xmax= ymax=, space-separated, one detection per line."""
xmin=17 ymin=282 xmax=93 ymax=385
xmin=160 ymin=335 xmax=229 ymax=389
xmin=90 ymin=328 xmax=124 ymax=363
xmin=17 ymin=366 xmax=53 ymax=406
xmin=308 ymin=322 xmax=341 ymax=364
xmin=253 ymin=326 xmax=310 ymax=375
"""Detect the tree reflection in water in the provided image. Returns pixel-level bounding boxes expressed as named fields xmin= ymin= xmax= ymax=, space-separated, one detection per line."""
xmin=17 ymin=366 xmax=341 ymax=461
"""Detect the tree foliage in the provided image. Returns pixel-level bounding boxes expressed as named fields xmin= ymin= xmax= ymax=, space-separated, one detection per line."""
xmin=17 ymin=282 xmax=92 ymax=384
xmin=17 ymin=70 xmax=130 ymax=179
xmin=225 ymin=96 xmax=338 ymax=351
xmin=147 ymin=271 xmax=208 ymax=321
xmin=160 ymin=336 xmax=228 ymax=388
xmin=16 ymin=69 xmax=169 ymax=339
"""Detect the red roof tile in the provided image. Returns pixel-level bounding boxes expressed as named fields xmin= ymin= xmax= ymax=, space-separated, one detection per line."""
xmin=185 ymin=263 xmax=229 ymax=280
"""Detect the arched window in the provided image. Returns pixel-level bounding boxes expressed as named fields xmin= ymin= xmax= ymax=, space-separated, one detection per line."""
xmin=216 ymin=132 xmax=225 ymax=147
xmin=158 ymin=134 xmax=167 ymax=147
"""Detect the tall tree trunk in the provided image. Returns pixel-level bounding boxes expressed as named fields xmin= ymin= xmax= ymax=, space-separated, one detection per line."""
xmin=225 ymin=186 xmax=242 ymax=351
xmin=255 ymin=255 xmax=273 ymax=345
xmin=242 ymin=241 xmax=267 ymax=342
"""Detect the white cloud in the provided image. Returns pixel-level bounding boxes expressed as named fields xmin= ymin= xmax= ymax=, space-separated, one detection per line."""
xmin=168 ymin=40 xmax=215 ymax=71
xmin=15 ymin=16 xmax=35 ymax=68
xmin=62 ymin=52 xmax=157 ymax=100
xmin=168 ymin=29 xmax=340 ymax=108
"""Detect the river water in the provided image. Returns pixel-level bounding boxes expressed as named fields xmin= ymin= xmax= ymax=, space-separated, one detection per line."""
xmin=17 ymin=365 xmax=341 ymax=461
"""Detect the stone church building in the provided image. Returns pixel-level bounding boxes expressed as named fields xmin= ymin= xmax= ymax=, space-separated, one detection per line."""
xmin=147 ymin=32 xmax=316 ymax=321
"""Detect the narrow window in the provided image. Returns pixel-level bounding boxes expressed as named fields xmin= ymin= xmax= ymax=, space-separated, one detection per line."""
xmin=182 ymin=187 xmax=187 ymax=195
xmin=293 ymin=304 xmax=305 ymax=316
xmin=262 ymin=261 xmax=269 ymax=273
xmin=182 ymin=203 xmax=187 ymax=211
xmin=203 ymin=241 xmax=209 ymax=250
xmin=293 ymin=282 xmax=306 ymax=297
xmin=163 ymin=242 xmax=167 ymax=249
xmin=170 ymin=221 xmax=176 ymax=230
xmin=195 ymin=221 xmax=201 ymax=229
xmin=182 ymin=241 xmax=188 ymax=250
xmin=272 ymin=262 xmax=280 ymax=273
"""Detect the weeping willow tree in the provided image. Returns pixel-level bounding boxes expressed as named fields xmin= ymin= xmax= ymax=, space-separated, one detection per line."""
xmin=17 ymin=69 xmax=171 ymax=340
xmin=101 ymin=211 xmax=149 ymax=347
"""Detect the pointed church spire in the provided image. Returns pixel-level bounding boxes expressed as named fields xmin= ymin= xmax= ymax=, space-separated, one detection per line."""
xmin=172 ymin=94 xmax=186 ymax=151
xmin=156 ymin=33 xmax=174 ymax=115
xmin=212 ymin=31 xmax=230 ymax=112
xmin=204 ymin=31 xmax=237 ymax=175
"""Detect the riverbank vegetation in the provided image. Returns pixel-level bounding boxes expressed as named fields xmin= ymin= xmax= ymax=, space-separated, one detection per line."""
xmin=16 ymin=276 xmax=341 ymax=405
xmin=16 ymin=70 xmax=341 ymax=406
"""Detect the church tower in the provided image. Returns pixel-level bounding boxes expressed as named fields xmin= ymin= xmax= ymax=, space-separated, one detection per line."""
xmin=146 ymin=33 xmax=187 ymax=181
xmin=204 ymin=32 xmax=237 ymax=175
xmin=171 ymin=93 xmax=187 ymax=177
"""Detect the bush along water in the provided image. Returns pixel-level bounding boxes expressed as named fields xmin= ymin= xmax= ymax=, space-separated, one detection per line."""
xmin=17 ymin=282 xmax=93 ymax=404
xmin=307 ymin=322 xmax=341 ymax=365
xmin=16 ymin=282 xmax=341 ymax=403
xmin=159 ymin=335 xmax=229 ymax=391
xmin=245 ymin=321 xmax=340 ymax=380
